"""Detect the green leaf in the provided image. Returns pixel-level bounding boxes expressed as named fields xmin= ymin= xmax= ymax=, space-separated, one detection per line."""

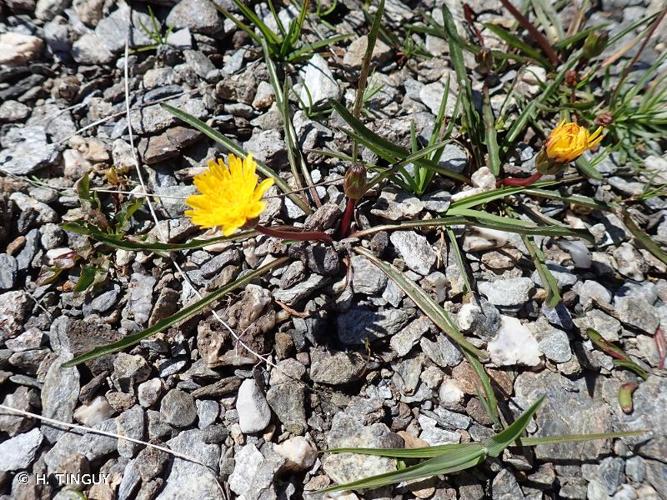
xmin=354 ymin=247 xmax=486 ymax=360
xmin=62 ymin=222 xmax=255 ymax=252
xmin=444 ymin=208 xmax=594 ymax=241
xmin=575 ymin=154 xmax=603 ymax=180
xmin=483 ymin=23 xmax=549 ymax=66
xmin=483 ymin=85 xmax=501 ymax=176
xmin=441 ymin=4 xmax=482 ymax=158
xmin=523 ymin=235 xmax=561 ymax=307
xmin=622 ymin=210 xmax=667 ymax=266
xmin=230 ymin=0 xmax=281 ymax=46
xmin=161 ymin=103 xmax=312 ymax=215
xmin=287 ymin=34 xmax=351 ymax=62
xmin=62 ymin=257 xmax=288 ymax=367
xmin=518 ymin=430 xmax=646 ymax=447
xmin=322 ymin=445 xmax=486 ymax=493
xmin=330 ymin=100 xmax=467 ymax=182
xmin=74 ymin=265 xmax=97 ymax=293
xmin=483 ymin=396 xmax=545 ymax=457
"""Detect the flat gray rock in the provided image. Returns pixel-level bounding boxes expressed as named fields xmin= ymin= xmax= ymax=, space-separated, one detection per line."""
xmin=479 ymin=277 xmax=535 ymax=307
xmin=41 ymin=355 xmax=80 ymax=443
xmin=0 ymin=126 xmax=58 ymax=175
xmin=390 ymin=231 xmax=436 ymax=275
xmin=0 ymin=428 xmax=43 ymax=471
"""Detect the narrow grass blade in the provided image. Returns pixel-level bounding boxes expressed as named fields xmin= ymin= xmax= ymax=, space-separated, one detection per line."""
xmin=354 ymin=247 xmax=486 ymax=360
xmin=62 ymin=257 xmax=288 ymax=367
xmin=522 ymin=188 xmax=613 ymax=211
xmin=445 ymin=228 xmax=473 ymax=294
xmin=62 ymin=222 xmax=254 ymax=252
xmin=575 ymin=154 xmax=603 ymax=180
xmin=287 ymin=34 xmax=351 ymax=62
xmin=212 ymin=3 xmax=262 ymax=45
xmin=351 ymin=215 xmax=592 ymax=240
xmin=483 ymin=23 xmax=549 ymax=66
xmin=518 ymin=430 xmax=646 ymax=447
xmin=586 ymin=328 xmax=649 ymax=380
xmin=230 ymin=0 xmax=281 ymax=46
xmin=502 ymin=53 xmax=579 ymax=152
xmin=441 ymin=4 xmax=482 ymax=161
xmin=323 ymin=397 xmax=543 ymax=493
xmin=622 ymin=210 xmax=667 ymax=266
xmin=482 ymin=85 xmax=501 ymax=176
xmin=484 ymin=396 xmax=545 ymax=457
xmin=466 ymin=352 xmax=500 ymax=427
xmin=523 ymin=235 xmax=561 ymax=307
xmin=327 ymin=442 xmax=479 ymax=459
xmin=445 ymin=208 xmax=594 ymax=242
xmin=497 ymin=0 xmax=559 ymax=66
xmin=321 ymin=447 xmax=486 ymax=493
xmin=530 ymin=0 xmax=564 ymax=41
xmin=162 ymin=103 xmax=312 ymax=214
xmin=331 ymin=100 xmax=467 ymax=182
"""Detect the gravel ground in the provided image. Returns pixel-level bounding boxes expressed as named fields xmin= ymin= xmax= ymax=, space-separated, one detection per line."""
xmin=0 ymin=0 xmax=666 ymax=499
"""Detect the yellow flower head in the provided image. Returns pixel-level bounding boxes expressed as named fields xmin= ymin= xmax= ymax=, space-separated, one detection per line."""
xmin=545 ymin=120 xmax=604 ymax=163
xmin=185 ymin=154 xmax=274 ymax=235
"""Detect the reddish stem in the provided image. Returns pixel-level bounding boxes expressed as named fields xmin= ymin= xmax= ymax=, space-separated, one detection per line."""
xmin=498 ymin=0 xmax=560 ymax=66
xmin=656 ymin=327 xmax=666 ymax=370
xmin=496 ymin=172 xmax=543 ymax=187
xmin=337 ymin=198 xmax=357 ymax=239
xmin=255 ymin=225 xmax=332 ymax=243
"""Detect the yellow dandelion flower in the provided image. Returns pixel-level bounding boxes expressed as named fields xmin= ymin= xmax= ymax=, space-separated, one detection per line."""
xmin=185 ymin=153 xmax=274 ymax=235
xmin=545 ymin=120 xmax=604 ymax=164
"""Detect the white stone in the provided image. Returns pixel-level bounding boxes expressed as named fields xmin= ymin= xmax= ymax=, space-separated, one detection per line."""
xmin=488 ymin=316 xmax=542 ymax=366
xmin=228 ymin=444 xmax=264 ymax=497
xmin=236 ymin=379 xmax=272 ymax=434
xmin=73 ymin=396 xmax=115 ymax=426
xmin=274 ymin=437 xmax=317 ymax=471
xmin=439 ymin=379 xmax=465 ymax=409
xmin=299 ymin=54 xmax=340 ymax=107
xmin=0 ymin=32 xmax=43 ymax=66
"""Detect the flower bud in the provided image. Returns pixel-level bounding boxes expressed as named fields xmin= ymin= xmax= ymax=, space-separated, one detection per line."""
xmin=343 ymin=163 xmax=367 ymax=200
xmin=535 ymin=148 xmax=565 ymax=175
xmin=581 ymin=31 xmax=608 ymax=61
xmin=475 ymin=48 xmax=493 ymax=76
xmin=596 ymin=111 xmax=613 ymax=127
xmin=565 ymin=69 xmax=578 ymax=88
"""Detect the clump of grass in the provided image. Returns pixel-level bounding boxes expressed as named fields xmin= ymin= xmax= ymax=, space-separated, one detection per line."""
xmin=214 ymin=0 xmax=349 ymax=63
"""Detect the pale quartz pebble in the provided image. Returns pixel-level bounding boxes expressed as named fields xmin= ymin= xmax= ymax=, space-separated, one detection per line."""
xmin=452 ymin=168 xmax=496 ymax=202
xmin=488 ymin=316 xmax=542 ymax=366
xmin=274 ymin=436 xmax=317 ymax=471
xmin=438 ymin=379 xmax=465 ymax=409
xmin=73 ymin=396 xmax=115 ymax=426
xmin=463 ymin=227 xmax=510 ymax=252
